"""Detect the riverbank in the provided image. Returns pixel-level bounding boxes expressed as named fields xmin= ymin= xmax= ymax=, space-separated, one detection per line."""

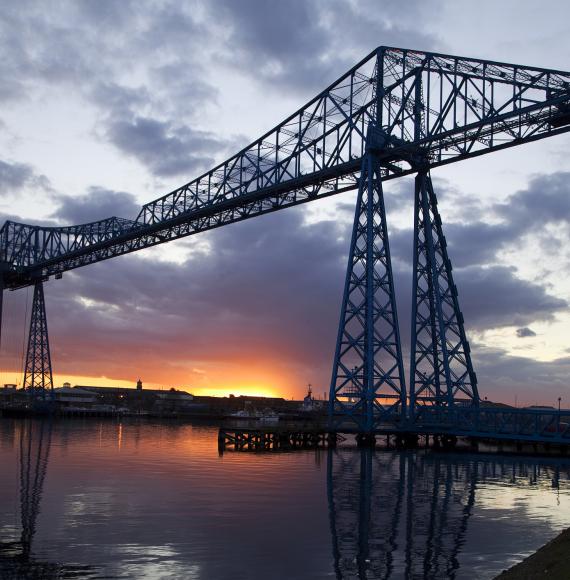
xmin=495 ymin=527 xmax=570 ymax=579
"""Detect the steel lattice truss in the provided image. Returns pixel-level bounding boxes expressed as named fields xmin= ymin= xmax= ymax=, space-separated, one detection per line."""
xmin=329 ymin=154 xmax=407 ymax=431
xmin=22 ymin=281 xmax=53 ymax=398
xmin=410 ymin=171 xmax=478 ymax=411
xmin=1 ymin=47 xmax=568 ymax=288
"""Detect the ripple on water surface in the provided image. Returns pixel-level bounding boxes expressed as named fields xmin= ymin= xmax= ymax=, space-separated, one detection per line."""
xmin=1 ymin=418 xmax=569 ymax=579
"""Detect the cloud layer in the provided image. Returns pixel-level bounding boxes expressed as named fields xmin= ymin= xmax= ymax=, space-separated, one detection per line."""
xmin=2 ymin=170 xmax=569 ymax=403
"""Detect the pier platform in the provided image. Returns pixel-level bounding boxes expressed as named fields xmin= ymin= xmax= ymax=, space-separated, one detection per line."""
xmin=218 ymin=420 xmax=342 ymax=452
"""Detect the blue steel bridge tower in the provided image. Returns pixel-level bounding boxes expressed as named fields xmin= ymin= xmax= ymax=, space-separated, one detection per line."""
xmin=328 ymin=147 xmax=408 ymax=435
xmin=328 ymin=152 xmax=478 ymax=436
xmin=23 ymin=280 xmax=54 ymax=401
xmin=329 ymin=55 xmax=482 ymax=437
xmin=409 ymin=170 xmax=478 ymax=415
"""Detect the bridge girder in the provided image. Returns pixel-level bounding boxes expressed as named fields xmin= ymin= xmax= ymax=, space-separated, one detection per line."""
xmin=0 ymin=46 xmax=568 ymax=288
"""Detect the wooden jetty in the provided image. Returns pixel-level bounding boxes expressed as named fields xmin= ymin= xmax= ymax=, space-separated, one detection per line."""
xmin=218 ymin=420 xmax=342 ymax=452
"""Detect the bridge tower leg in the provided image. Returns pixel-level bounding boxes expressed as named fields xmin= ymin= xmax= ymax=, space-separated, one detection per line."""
xmin=329 ymin=153 xmax=407 ymax=433
xmin=409 ymin=170 xmax=478 ymax=419
xmin=23 ymin=280 xmax=54 ymax=400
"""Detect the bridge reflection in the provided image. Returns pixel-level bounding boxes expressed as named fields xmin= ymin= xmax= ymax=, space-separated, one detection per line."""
xmin=0 ymin=419 xmax=98 ymax=579
xmin=327 ymin=448 xmax=568 ymax=579
xmin=19 ymin=419 xmax=52 ymax=559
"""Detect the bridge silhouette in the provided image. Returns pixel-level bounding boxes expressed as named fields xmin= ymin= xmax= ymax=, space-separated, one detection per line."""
xmin=1 ymin=47 xmax=570 ymax=445
xmin=0 ymin=419 xmax=99 ymax=578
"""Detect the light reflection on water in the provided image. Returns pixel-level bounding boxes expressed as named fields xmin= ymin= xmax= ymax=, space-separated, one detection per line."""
xmin=0 ymin=418 xmax=569 ymax=579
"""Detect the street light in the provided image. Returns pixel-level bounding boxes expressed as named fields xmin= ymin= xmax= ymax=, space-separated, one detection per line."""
xmin=558 ymin=397 xmax=562 ymax=412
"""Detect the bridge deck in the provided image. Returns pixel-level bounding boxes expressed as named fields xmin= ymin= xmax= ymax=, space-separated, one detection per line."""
xmin=330 ymin=407 xmax=570 ymax=447
xmin=217 ymin=407 xmax=570 ymax=453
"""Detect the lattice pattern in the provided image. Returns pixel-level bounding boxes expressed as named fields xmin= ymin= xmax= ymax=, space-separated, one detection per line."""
xmin=1 ymin=48 xmax=569 ymax=289
xmin=410 ymin=171 xmax=478 ymax=411
xmin=329 ymin=154 xmax=407 ymax=431
xmin=23 ymin=281 xmax=54 ymax=398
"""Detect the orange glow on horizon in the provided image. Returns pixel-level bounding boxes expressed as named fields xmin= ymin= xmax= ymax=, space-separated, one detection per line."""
xmin=0 ymin=372 xmax=160 ymax=391
xmin=0 ymin=344 xmax=304 ymax=399
xmin=0 ymin=371 xmax=287 ymax=399
xmin=192 ymin=386 xmax=284 ymax=399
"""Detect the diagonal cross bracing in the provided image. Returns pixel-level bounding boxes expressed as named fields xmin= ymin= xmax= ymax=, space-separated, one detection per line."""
xmin=22 ymin=281 xmax=54 ymax=399
xmin=329 ymin=153 xmax=407 ymax=432
xmin=409 ymin=171 xmax=478 ymax=413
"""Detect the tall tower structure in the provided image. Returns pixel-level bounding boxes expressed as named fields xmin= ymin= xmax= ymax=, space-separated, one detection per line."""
xmin=329 ymin=151 xmax=407 ymax=435
xmin=23 ymin=281 xmax=54 ymax=400
xmin=409 ymin=170 xmax=479 ymax=416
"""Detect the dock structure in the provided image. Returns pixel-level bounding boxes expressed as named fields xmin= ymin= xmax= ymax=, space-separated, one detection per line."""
xmin=218 ymin=421 xmax=341 ymax=452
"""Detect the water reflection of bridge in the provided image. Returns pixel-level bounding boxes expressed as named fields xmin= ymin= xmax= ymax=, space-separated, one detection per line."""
xmin=0 ymin=419 xmax=98 ymax=579
xmin=2 ymin=420 xmax=569 ymax=578
xmin=327 ymin=448 xmax=569 ymax=579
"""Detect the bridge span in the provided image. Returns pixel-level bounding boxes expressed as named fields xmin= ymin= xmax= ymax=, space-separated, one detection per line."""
xmin=1 ymin=47 xmax=570 ymax=446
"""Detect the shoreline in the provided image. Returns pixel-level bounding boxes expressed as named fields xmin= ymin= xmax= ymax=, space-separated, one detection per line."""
xmin=3 ymin=413 xmax=570 ymax=460
xmin=495 ymin=527 xmax=570 ymax=579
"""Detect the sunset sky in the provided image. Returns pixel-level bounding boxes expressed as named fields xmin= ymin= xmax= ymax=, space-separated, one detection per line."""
xmin=1 ymin=0 xmax=570 ymax=405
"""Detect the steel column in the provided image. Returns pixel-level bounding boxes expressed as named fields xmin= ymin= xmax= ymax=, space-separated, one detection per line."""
xmin=23 ymin=280 xmax=54 ymax=399
xmin=410 ymin=170 xmax=478 ymax=416
xmin=329 ymin=153 xmax=407 ymax=432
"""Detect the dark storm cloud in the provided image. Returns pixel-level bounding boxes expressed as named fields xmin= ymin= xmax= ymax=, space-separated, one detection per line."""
xmin=24 ymin=207 xmax=349 ymax=384
xmin=91 ymin=80 xmax=225 ymax=177
xmin=516 ymin=327 xmax=537 ymax=338
xmin=388 ymin=221 xmax=516 ymax=270
xmin=51 ymin=187 xmax=140 ymax=224
xmin=390 ymin=263 xmax=566 ymax=351
xmin=0 ymin=159 xmax=50 ymax=195
xmin=455 ymin=265 xmax=566 ymax=330
xmin=496 ymin=172 xmax=570 ymax=232
xmin=90 ymin=83 xmax=150 ymax=118
xmin=0 ymin=160 xmax=34 ymax=193
xmin=474 ymin=346 xmax=570 ymax=402
xmin=390 ymin=171 xmax=570 ymax=271
xmin=106 ymin=115 xmax=224 ymax=177
xmin=149 ymin=64 xmax=219 ymax=116
xmin=207 ymin=0 xmax=442 ymax=92
xmin=441 ymin=222 xmax=515 ymax=268
xmin=210 ymin=0 xmax=337 ymax=91
xmin=447 ymin=172 xmax=570 ymax=257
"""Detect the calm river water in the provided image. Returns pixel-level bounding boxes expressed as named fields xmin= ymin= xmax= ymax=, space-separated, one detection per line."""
xmin=1 ymin=418 xmax=570 ymax=579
